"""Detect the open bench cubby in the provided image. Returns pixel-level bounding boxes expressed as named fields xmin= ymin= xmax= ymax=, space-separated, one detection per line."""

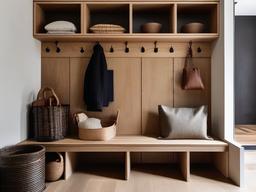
xmin=21 ymin=136 xmax=228 ymax=182
xmin=33 ymin=1 xmax=219 ymax=41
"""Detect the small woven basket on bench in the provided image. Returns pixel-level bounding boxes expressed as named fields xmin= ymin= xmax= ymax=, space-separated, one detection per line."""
xmin=75 ymin=111 xmax=119 ymax=141
xmin=31 ymin=87 xmax=69 ymax=141
xmin=0 ymin=145 xmax=46 ymax=192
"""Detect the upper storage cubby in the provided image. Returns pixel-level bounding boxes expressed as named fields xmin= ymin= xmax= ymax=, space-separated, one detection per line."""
xmin=177 ymin=3 xmax=218 ymax=33
xmin=85 ymin=4 xmax=130 ymax=34
xmin=33 ymin=1 xmax=220 ymax=42
xmin=132 ymin=4 xmax=174 ymax=33
xmin=34 ymin=3 xmax=82 ymax=34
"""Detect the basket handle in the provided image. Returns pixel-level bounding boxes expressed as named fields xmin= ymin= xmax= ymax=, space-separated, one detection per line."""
xmin=115 ymin=110 xmax=120 ymax=126
xmin=37 ymin=87 xmax=60 ymax=106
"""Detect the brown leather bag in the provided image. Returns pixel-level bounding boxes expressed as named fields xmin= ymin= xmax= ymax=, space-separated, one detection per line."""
xmin=182 ymin=43 xmax=204 ymax=90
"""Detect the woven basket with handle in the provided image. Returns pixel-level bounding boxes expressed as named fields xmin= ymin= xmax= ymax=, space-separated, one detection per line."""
xmin=31 ymin=87 xmax=69 ymax=141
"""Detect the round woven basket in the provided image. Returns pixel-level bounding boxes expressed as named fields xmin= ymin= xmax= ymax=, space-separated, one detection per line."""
xmin=46 ymin=152 xmax=64 ymax=182
xmin=0 ymin=145 xmax=46 ymax=192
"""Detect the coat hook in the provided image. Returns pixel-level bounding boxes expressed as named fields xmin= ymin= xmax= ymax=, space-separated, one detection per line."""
xmin=188 ymin=41 xmax=193 ymax=56
xmin=197 ymin=47 xmax=202 ymax=53
xmin=55 ymin=41 xmax=61 ymax=53
xmin=45 ymin=47 xmax=50 ymax=53
xmin=169 ymin=46 xmax=174 ymax=53
xmin=125 ymin=41 xmax=129 ymax=53
xmin=154 ymin=41 xmax=158 ymax=53
xmin=141 ymin=46 xmax=145 ymax=53
xmin=80 ymin=47 xmax=85 ymax=53
xmin=110 ymin=45 xmax=114 ymax=53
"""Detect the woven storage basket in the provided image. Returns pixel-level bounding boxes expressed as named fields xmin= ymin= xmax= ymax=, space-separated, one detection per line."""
xmin=46 ymin=152 xmax=64 ymax=182
xmin=90 ymin=24 xmax=125 ymax=34
xmin=31 ymin=87 xmax=69 ymax=141
xmin=75 ymin=111 xmax=119 ymax=141
xmin=0 ymin=145 xmax=46 ymax=192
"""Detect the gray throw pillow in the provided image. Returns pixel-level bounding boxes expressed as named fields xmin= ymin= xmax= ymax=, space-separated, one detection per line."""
xmin=158 ymin=105 xmax=210 ymax=139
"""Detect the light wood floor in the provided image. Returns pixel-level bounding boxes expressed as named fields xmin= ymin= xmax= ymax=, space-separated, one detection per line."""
xmin=235 ymin=125 xmax=256 ymax=145
xmin=44 ymin=152 xmax=256 ymax=192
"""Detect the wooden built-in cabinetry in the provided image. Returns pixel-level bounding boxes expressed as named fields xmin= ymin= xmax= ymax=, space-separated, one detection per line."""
xmin=34 ymin=1 xmax=219 ymax=42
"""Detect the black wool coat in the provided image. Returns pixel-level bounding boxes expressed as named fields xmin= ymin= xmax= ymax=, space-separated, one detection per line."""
xmin=84 ymin=43 xmax=114 ymax=111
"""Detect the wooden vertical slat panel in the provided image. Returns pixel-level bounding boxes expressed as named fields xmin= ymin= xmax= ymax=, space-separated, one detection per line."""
xmin=104 ymin=58 xmax=142 ymax=135
xmin=142 ymin=58 xmax=173 ymax=136
xmin=70 ymin=57 xmax=142 ymax=136
xmin=141 ymin=58 xmax=173 ymax=163
xmin=83 ymin=3 xmax=90 ymax=34
xmin=173 ymin=58 xmax=211 ymax=107
xmin=173 ymin=58 xmax=211 ymax=132
xmin=69 ymin=58 xmax=89 ymax=114
xmin=41 ymin=58 xmax=70 ymax=104
xmin=172 ymin=3 xmax=177 ymax=33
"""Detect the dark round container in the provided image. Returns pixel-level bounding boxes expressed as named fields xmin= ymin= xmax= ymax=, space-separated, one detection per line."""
xmin=0 ymin=145 xmax=46 ymax=192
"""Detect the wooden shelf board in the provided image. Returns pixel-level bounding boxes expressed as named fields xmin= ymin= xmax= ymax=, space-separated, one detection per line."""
xmin=21 ymin=136 xmax=228 ymax=152
xmin=34 ymin=33 xmax=219 ymax=42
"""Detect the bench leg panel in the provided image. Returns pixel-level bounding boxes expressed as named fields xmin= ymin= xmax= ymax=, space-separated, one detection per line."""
xmin=125 ymin=151 xmax=131 ymax=180
xmin=179 ymin=152 xmax=190 ymax=181
xmin=64 ymin=152 xmax=77 ymax=180
xmin=213 ymin=152 xmax=229 ymax=178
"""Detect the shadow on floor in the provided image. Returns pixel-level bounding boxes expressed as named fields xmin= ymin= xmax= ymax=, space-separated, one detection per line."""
xmin=190 ymin=164 xmax=234 ymax=184
xmin=132 ymin=164 xmax=185 ymax=181
xmin=78 ymin=163 xmax=125 ymax=180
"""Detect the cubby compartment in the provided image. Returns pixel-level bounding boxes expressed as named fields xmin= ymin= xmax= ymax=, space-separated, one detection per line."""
xmin=86 ymin=4 xmax=130 ymax=33
xmin=132 ymin=4 xmax=174 ymax=33
xmin=177 ymin=4 xmax=218 ymax=33
xmin=34 ymin=3 xmax=82 ymax=34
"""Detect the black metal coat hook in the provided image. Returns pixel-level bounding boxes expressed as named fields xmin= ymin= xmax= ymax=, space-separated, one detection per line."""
xmin=169 ymin=46 xmax=174 ymax=53
xmin=154 ymin=41 xmax=158 ymax=53
xmin=125 ymin=41 xmax=129 ymax=53
xmin=141 ymin=46 xmax=145 ymax=53
xmin=45 ymin=47 xmax=50 ymax=53
xmin=110 ymin=45 xmax=114 ymax=53
xmin=188 ymin=41 xmax=193 ymax=56
xmin=197 ymin=47 xmax=202 ymax=53
xmin=55 ymin=41 xmax=61 ymax=53
xmin=80 ymin=47 xmax=85 ymax=53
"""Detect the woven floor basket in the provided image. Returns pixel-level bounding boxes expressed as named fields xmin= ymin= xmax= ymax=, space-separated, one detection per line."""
xmin=0 ymin=145 xmax=46 ymax=192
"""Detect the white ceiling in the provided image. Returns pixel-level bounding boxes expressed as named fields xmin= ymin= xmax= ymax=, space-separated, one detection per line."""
xmin=235 ymin=0 xmax=256 ymax=15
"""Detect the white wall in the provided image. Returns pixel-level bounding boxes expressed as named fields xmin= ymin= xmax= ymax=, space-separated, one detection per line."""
xmin=0 ymin=0 xmax=41 ymax=147
xmin=212 ymin=0 xmax=234 ymax=141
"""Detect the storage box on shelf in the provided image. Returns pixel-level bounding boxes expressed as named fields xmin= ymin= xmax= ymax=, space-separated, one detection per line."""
xmin=33 ymin=1 xmax=219 ymax=42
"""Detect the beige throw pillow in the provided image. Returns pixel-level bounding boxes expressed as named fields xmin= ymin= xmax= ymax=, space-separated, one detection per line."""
xmin=158 ymin=105 xmax=210 ymax=139
xmin=45 ymin=21 xmax=77 ymax=32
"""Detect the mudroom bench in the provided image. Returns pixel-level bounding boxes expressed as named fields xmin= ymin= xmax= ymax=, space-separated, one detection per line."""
xmin=22 ymin=136 xmax=228 ymax=182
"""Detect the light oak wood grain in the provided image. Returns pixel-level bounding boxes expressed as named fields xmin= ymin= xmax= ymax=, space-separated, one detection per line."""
xmin=41 ymin=58 xmax=70 ymax=104
xmin=141 ymin=58 xmax=173 ymax=163
xmin=21 ymin=136 xmax=228 ymax=152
